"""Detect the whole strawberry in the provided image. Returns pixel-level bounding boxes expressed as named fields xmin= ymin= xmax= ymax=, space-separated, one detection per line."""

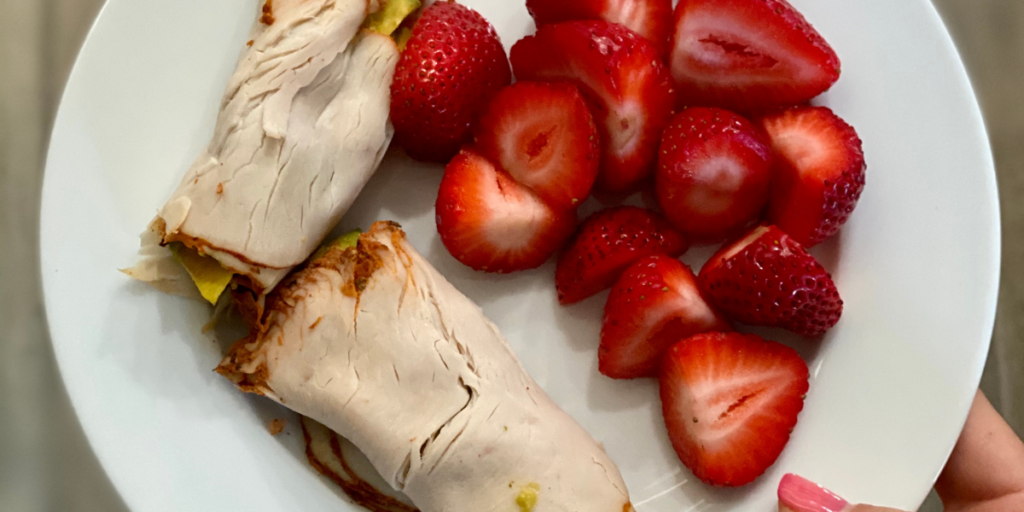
xmin=657 ymin=107 xmax=773 ymax=242
xmin=759 ymin=106 xmax=866 ymax=247
xmin=556 ymin=206 xmax=687 ymax=305
xmin=390 ymin=2 xmax=512 ymax=163
xmin=474 ymin=81 xmax=600 ymax=210
xmin=600 ymin=255 xmax=730 ymax=379
xmin=660 ymin=332 xmax=809 ymax=486
xmin=511 ymin=20 xmax=676 ymax=192
xmin=436 ymin=148 xmax=576 ymax=273
xmin=526 ymin=0 xmax=673 ymax=56
xmin=668 ymin=0 xmax=840 ymax=112
xmin=698 ymin=225 xmax=842 ymax=336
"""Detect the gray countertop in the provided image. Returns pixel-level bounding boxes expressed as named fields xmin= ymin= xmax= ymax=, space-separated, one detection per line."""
xmin=0 ymin=0 xmax=1018 ymax=510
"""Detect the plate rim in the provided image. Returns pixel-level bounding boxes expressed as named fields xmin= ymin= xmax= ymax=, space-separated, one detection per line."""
xmin=38 ymin=0 xmax=1002 ymax=509
xmin=909 ymin=0 xmax=1002 ymax=502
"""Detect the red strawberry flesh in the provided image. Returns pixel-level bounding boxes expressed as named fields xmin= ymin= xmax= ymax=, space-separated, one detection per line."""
xmin=436 ymin=148 xmax=576 ymax=273
xmin=660 ymin=332 xmax=809 ymax=486
xmin=656 ymin=107 xmax=773 ymax=241
xmin=698 ymin=225 xmax=842 ymax=336
xmin=390 ymin=2 xmax=511 ymax=162
xmin=556 ymin=206 xmax=687 ymax=304
xmin=475 ymin=81 xmax=600 ymax=209
xmin=600 ymin=255 xmax=730 ymax=379
xmin=759 ymin=106 xmax=866 ymax=247
xmin=668 ymin=0 xmax=840 ymax=112
xmin=526 ymin=0 xmax=674 ymax=56
xmin=511 ymin=20 xmax=676 ymax=192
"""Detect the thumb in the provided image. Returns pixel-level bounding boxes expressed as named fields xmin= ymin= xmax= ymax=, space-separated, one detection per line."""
xmin=779 ymin=474 xmax=908 ymax=512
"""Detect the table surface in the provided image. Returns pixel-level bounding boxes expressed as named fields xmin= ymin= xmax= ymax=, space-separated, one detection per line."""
xmin=1 ymin=0 xmax=1019 ymax=510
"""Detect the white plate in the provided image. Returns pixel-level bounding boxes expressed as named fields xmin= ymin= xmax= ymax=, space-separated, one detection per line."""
xmin=41 ymin=0 xmax=999 ymax=510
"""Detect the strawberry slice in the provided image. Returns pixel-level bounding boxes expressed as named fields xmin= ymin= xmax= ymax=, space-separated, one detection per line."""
xmin=668 ymin=0 xmax=840 ymax=113
xmin=656 ymin=107 xmax=773 ymax=241
xmin=511 ymin=20 xmax=676 ymax=192
xmin=436 ymin=148 xmax=576 ymax=273
xmin=600 ymin=255 xmax=730 ymax=379
xmin=698 ymin=225 xmax=842 ymax=336
xmin=526 ymin=0 xmax=673 ymax=56
xmin=759 ymin=106 xmax=866 ymax=247
xmin=390 ymin=2 xmax=512 ymax=162
xmin=556 ymin=206 xmax=687 ymax=305
xmin=474 ymin=81 xmax=600 ymax=210
xmin=660 ymin=332 xmax=809 ymax=486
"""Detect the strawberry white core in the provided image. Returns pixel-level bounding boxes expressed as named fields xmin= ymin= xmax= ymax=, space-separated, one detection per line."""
xmin=684 ymin=155 xmax=747 ymax=215
xmin=772 ymin=128 xmax=828 ymax=174
xmin=484 ymin=187 xmax=553 ymax=251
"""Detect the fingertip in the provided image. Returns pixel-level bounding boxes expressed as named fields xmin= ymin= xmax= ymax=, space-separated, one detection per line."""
xmin=778 ymin=473 xmax=850 ymax=512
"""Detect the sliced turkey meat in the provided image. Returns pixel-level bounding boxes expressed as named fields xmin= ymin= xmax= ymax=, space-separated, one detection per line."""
xmin=127 ymin=0 xmax=398 ymax=298
xmin=218 ymin=221 xmax=634 ymax=512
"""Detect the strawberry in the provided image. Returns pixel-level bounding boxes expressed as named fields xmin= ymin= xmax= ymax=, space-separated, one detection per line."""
xmin=758 ymin=106 xmax=866 ymax=247
xmin=698 ymin=225 xmax=842 ymax=337
xmin=599 ymin=256 xmax=730 ymax=379
xmin=474 ymin=82 xmax=600 ymax=209
xmin=510 ymin=20 xmax=676 ymax=192
xmin=660 ymin=332 xmax=809 ymax=486
xmin=668 ymin=0 xmax=840 ymax=113
xmin=436 ymin=148 xmax=576 ymax=273
xmin=556 ymin=206 xmax=687 ymax=305
xmin=656 ymin=107 xmax=773 ymax=241
xmin=526 ymin=0 xmax=673 ymax=56
xmin=390 ymin=2 xmax=512 ymax=163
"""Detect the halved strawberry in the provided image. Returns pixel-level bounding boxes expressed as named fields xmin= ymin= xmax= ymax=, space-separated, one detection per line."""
xmin=668 ymin=0 xmax=840 ymax=113
xmin=759 ymin=106 xmax=866 ymax=247
xmin=698 ymin=225 xmax=842 ymax=337
xmin=600 ymin=256 xmax=730 ymax=379
xmin=390 ymin=2 xmax=512 ymax=162
xmin=474 ymin=81 xmax=600 ymax=209
xmin=436 ymin=148 xmax=576 ymax=273
xmin=556 ymin=206 xmax=687 ymax=305
xmin=511 ymin=20 xmax=676 ymax=192
xmin=526 ymin=0 xmax=673 ymax=56
xmin=656 ymin=107 xmax=773 ymax=241
xmin=660 ymin=332 xmax=809 ymax=486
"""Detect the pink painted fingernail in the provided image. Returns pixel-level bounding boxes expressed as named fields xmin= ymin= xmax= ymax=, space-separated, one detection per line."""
xmin=778 ymin=474 xmax=850 ymax=512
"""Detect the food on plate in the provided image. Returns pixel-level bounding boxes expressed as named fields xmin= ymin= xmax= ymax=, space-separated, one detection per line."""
xmin=668 ymin=0 xmax=840 ymax=112
xmin=474 ymin=81 xmax=600 ymax=210
xmin=390 ymin=2 xmax=512 ymax=162
xmin=525 ymin=0 xmax=673 ymax=56
xmin=659 ymin=332 xmax=809 ymax=486
xmin=268 ymin=418 xmax=286 ymax=436
xmin=301 ymin=416 xmax=418 ymax=512
xmin=698 ymin=225 xmax=843 ymax=337
xmin=599 ymin=255 xmax=729 ymax=379
xmin=126 ymin=0 xmax=863 ymax=496
xmin=436 ymin=148 xmax=576 ymax=273
xmin=656 ymin=107 xmax=773 ymax=241
xmin=312 ymin=229 xmax=363 ymax=261
xmin=167 ymin=242 xmax=236 ymax=304
xmin=364 ymin=0 xmax=422 ymax=37
xmin=511 ymin=20 xmax=676 ymax=192
xmin=124 ymin=0 xmax=408 ymax=304
xmin=759 ymin=106 xmax=866 ymax=247
xmin=217 ymin=222 xmax=633 ymax=512
xmin=556 ymin=206 xmax=687 ymax=305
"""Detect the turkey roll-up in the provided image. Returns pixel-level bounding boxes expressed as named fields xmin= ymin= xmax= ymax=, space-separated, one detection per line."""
xmin=218 ymin=222 xmax=634 ymax=512
xmin=126 ymin=0 xmax=403 ymax=302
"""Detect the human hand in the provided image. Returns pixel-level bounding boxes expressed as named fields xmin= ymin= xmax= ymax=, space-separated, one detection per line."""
xmin=778 ymin=391 xmax=1024 ymax=512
